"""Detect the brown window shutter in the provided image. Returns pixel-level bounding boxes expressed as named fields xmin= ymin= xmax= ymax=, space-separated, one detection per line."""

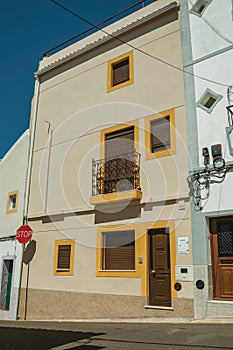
xmin=104 ymin=127 xmax=135 ymax=193
xmin=103 ymin=231 xmax=135 ymax=270
xmin=151 ymin=116 xmax=171 ymax=153
xmin=112 ymin=58 xmax=129 ymax=86
xmin=105 ymin=126 xmax=134 ymax=159
xmin=57 ymin=245 xmax=71 ymax=271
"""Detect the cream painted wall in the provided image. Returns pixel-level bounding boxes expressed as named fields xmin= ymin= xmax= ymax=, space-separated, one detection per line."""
xmin=22 ymin=209 xmax=191 ymax=298
xmin=0 ymin=130 xmax=29 ymax=233
xmin=24 ymin=2 xmax=193 ymax=305
xmin=29 ymin=19 xmax=187 ymax=217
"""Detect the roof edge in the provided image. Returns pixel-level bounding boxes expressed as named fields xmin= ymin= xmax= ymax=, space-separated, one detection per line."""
xmin=35 ymin=1 xmax=178 ymax=77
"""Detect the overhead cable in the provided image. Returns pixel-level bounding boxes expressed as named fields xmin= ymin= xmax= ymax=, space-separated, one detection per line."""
xmin=50 ymin=0 xmax=229 ymax=88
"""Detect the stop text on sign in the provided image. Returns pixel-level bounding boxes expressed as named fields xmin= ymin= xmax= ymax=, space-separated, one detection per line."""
xmin=16 ymin=225 xmax=33 ymax=244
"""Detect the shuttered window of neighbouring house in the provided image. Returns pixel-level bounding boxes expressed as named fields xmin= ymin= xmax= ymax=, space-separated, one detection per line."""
xmin=150 ymin=116 xmax=171 ymax=153
xmin=102 ymin=230 xmax=135 ymax=270
xmin=112 ymin=58 xmax=129 ymax=86
xmin=57 ymin=245 xmax=71 ymax=271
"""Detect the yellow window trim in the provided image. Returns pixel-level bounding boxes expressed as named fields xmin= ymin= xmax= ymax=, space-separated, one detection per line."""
xmin=145 ymin=109 xmax=176 ymax=160
xmin=96 ymin=221 xmax=177 ymax=299
xmin=100 ymin=120 xmax=139 ymax=160
xmin=96 ymin=224 xmax=141 ymax=278
xmin=54 ymin=240 xmax=75 ymax=276
xmin=6 ymin=190 xmax=19 ymax=215
xmin=90 ymin=189 xmax=142 ymax=206
xmin=107 ymin=51 xmax=134 ymax=93
xmin=91 ymin=121 xmax=141 ymax=205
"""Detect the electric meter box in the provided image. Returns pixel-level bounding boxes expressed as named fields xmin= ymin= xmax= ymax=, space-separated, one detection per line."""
xmin=176 ymin=265 xmax=194 ymax=281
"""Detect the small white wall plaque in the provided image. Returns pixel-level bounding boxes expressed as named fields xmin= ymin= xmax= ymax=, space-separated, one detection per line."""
xmin=178 ymin=237 xmax=189 ymax=254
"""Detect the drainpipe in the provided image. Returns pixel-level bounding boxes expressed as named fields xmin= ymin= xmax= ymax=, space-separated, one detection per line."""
xmin=23 ymin=76 xmax=40 ymax=224
xmin=16 ymin=76 xmax=40 ymax=320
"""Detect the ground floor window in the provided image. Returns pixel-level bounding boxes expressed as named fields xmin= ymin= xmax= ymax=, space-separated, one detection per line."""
xmin=102 ymin=230 xmax=135 ymax=270
xmin=54 ymin=240 xmax=74 ymax=276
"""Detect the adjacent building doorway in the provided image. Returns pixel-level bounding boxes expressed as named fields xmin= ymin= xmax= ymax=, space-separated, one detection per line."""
xmin=148 ymin=228 xmax=171 ymax=307
xmin=210 ymin=217 xmax=233 ymax=301
xmin=0 ymin=259 xmax=14 ymax=310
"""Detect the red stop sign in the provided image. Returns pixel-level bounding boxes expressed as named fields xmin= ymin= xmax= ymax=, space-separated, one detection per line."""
xmin=16 ymin=225 xmax=33 ymax=244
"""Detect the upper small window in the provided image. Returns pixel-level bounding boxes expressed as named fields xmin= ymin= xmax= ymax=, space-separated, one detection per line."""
xmin=54 ymin=240 xmax=75 ymax=276
xmin=151 ymin=116 xmax=171 ymax=153
xmin=190 ymin=0 xmax=213 ymax=16
xmin=197 ymin=88 xmax=222 ymax=114
xmin=107 ymin=51 xmax=134 ymax=92
xmin=145 ymin=109 xmax=176 ymax=160
xmin=6 ymin=190 xmax=18 ymax=215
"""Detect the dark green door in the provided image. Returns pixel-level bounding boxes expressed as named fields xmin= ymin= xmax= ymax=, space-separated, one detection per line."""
xmin=0 ymin=260 xmax=13 ymax=310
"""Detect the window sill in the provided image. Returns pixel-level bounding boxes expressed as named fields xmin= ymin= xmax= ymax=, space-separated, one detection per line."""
xmin=144 ymin=305 xmax=174 ymax=311
xmin=96 ymin=269 xmax=140 ymax=278
xmin=90 ymin=189 xmax=142 ymax=206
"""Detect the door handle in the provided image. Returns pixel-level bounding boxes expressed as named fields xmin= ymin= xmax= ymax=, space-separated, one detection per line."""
xmin=151 ymin=269 xmax=156 ymax=274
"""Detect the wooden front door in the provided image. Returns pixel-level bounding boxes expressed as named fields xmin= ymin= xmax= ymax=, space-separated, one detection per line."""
xmin=148 ymin=228 xmax=171 ymax=307
xmin=210 ymin=217 xmax=233 ymax=301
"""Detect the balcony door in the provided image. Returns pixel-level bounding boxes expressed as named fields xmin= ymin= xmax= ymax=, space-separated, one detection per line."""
xmin=210 ymin=217 xmax=233 ymax=301
xmin=104 ymin=126 xmax=135 ymax=193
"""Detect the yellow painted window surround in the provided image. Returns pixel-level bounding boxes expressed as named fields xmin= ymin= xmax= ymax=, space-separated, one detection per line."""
xmin=107 ymin=51 xmax=134 ymax=92
xmin=145 ymin=109 xmax=176 ymax=160
xmin=96 ymin=222 xmax=177 ymax=299
xmin=100 ymin=121 xmax=139 ymax=161
xmin=6 ymin=190 xmax=19 ymax=215
xmin=54 ymin=240 xmax=75 ymax=276
xmin=96 ymin=226 xmax=140 ymax=278
xmin=90 ymin=121 xmax=141 ymax=205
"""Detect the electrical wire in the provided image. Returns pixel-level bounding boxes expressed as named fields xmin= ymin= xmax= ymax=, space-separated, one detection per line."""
xmin=187 ymin=163 xmax=233 ymax=211
xmin=50 ymin=0 xmax=229 ymax=88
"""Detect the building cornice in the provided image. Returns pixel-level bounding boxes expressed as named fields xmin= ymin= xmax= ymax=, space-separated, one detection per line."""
xmin=35 ymin=1 xmax=178 ymax=77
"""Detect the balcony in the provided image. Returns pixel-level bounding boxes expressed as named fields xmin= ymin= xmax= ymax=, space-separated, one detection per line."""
xmin=90 ymin=151 xmax=142 ymax=205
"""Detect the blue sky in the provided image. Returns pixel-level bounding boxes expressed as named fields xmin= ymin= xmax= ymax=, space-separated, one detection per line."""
xmin=0 ymin=0 xmax=149 ymax=159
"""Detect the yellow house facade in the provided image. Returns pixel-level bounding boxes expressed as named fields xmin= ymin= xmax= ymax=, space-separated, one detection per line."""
xmin=19 ymin=0 xmax=194 ymax=320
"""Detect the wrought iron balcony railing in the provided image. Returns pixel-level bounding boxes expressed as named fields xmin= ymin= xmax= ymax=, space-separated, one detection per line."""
xmin=92 ymin=151 xmax=141 ymax=196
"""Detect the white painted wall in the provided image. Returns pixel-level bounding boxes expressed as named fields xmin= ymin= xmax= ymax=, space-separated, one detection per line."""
xmin=188 ymin=0 xmax=233 ymax=212
xmin=0 ymin=130 xmax=29 ymax=319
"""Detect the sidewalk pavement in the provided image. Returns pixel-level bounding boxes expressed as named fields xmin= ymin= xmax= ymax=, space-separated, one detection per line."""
xmin=1 ymin=316 xmax=233 ymax=327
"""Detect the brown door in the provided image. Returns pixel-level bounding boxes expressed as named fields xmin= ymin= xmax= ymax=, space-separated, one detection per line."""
xmin=148 ymin=228 xmax=171 ymax=307
xmin=210 ymin=217 xmax=233 ymax=301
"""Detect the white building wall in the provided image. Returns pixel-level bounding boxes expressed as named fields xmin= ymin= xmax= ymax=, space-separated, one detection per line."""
xmin=181 ymin=0 xmax=233 ymax=319
xmin=0 ymin=130 xmax=29 ymax=319
xmin=188 ymin=0 xmax=233 ymax=212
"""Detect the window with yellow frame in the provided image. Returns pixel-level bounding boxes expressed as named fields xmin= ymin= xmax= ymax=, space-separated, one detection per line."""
xmin=107 ymin=51 xmax=134 ymax=92
xmin=96 ymin=226 xmax=142 ymax=278
xmin=6 ymin=190 xmax=19 ymax=215
xmin=54 ymin=240 xmax=74 ymax=276
xmin=145 ymin=109 xmax=176 ymax=160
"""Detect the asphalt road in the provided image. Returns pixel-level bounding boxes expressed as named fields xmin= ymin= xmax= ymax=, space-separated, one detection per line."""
xmin=0 ymin=321 xmax=233 ymax=350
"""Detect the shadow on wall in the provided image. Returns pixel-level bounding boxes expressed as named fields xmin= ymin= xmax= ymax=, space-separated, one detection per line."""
xmin=95 ymin=201 xmax=141 ymax=224
xmin=23 ymin=240 xmax=37 ymax=265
